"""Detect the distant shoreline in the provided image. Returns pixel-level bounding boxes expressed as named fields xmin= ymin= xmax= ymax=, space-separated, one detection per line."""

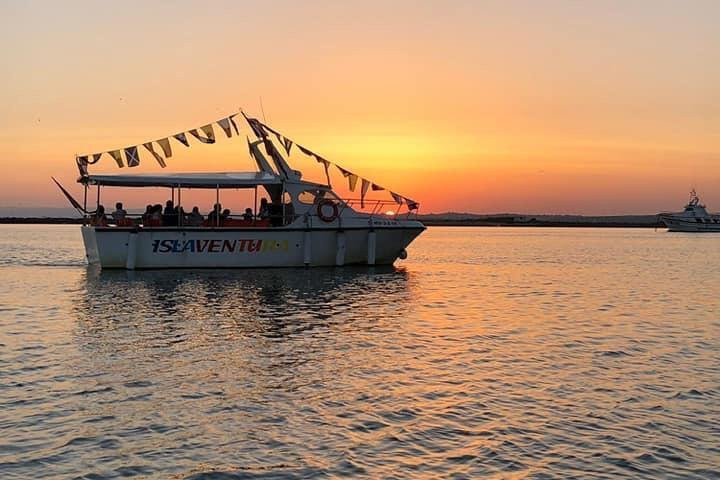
xmin=0 ymin=217 xmax=664 ymax=228
xmin=421 ymin=220 xmax=662 ymax=228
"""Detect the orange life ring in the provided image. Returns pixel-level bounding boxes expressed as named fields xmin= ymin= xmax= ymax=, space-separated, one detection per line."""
xmin=317 ymin=199 xmax=339 ymax=222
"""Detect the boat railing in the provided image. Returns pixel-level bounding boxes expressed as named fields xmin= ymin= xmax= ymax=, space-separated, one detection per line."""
xmin=89 ymin=212 xmax=292 ymax=228
xmin=339 ymin=198 xmax=418 ymax=217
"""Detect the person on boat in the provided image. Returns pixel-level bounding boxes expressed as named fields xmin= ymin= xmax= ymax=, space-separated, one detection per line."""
xmin=142 ymin=204 xmax=153 ymax=223
xmin=152 ymin=204 xmax=163 ymax=220
xmin=259 ymin=198 xmax=270 ymax=220
xmin=186 ymin=206 xmax=203 ymax=226
xmin=91 ymin=205 xmax=108 ymax=226
xmin=163 ymin=200 xmax=178 ymax=226
xmin=111 ymin=202 xmax=127 ymax=222
xmin=207 ymin=203 xmax=222 ymax=225
xmin=242 ymin=208 xmax=254 ymax=221
xmin=221 ymin=208 xmax=231 ymax=225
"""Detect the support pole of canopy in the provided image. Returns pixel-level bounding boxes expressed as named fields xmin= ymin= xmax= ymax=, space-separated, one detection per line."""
xmin=216 ymin=184 xmax=220 ymax=227
xmin=83 ymin=185 xmax=88 ymax=217
xmin=177 ymin=185 xmax=182 ymax=227
xmin=96 ymin=185 xmax=100 ymax=210
xmin=254 ymin=186 xmax=258 ymax=226
xmin=367 ymin=229 xmax=377 ymax=265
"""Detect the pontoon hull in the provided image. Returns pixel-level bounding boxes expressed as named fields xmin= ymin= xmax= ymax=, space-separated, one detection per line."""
xmin=81 ymin=225 xmax=425 ymax=269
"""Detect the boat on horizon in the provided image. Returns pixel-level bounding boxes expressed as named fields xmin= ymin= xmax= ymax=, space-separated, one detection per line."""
xmin=659 ymin=190 xmax=720 ymax=232
xmin=56 ymin=113 xmax=426 ymax=269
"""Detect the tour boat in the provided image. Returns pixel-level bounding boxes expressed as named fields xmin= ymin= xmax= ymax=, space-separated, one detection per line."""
xmin=61 ymin=114 xmax=426 ymax=269
xmin=659 ymin=190 xmax=720 ymax=232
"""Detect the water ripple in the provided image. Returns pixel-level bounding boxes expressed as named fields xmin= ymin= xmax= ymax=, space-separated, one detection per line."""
xmin=0 ymin=226 xmax=719 ymax=478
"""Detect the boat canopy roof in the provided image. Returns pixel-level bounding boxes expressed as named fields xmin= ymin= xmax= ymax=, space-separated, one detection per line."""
xmin=81 ymin=171 xmax=283 ymax=188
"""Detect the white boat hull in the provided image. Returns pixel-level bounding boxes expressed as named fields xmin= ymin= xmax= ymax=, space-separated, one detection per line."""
xmin=660 ymin=216 xmax=720 ymax=232
xmin=81 ymin=224 xmax=425 ymax=269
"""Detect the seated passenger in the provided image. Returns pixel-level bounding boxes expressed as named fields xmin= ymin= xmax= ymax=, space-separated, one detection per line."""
xmin=151 ymin=204 xmax=163 ymax=221
xmin=242 ymin=208 xmax=254 ymax=221
xmin=259 ymin=198 xmax=270 ymax=220
xmin=91 ymin=205 xmax=108 ymax=226
xmin=221 ymin=209 xmax=231 ymax=225
xmin=207 ymin=203 xmax=222 ymax=225
xmin=186 ymin=206 xmax=203 ymax=226
xmin=142 ymin=204 xmax=153 ymax=224
xmin=268 ymin=202 xmax=284 ymax=227
xmin=163 ymin=200 xmax=178 ymax=226
xmin=111 ymin=202 xmax=127 ymax=222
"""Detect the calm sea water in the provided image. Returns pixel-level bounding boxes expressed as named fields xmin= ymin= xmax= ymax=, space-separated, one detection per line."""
xmin=0 ymin=225 xmax=718 ymax=479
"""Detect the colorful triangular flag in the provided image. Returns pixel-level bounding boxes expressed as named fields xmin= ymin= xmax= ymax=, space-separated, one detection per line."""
xmin=108 ymin=150 xmax=124 ymax=168
xmin=371 ymin=183 xmax=384 ymax=191
xmin=229 ymin=114 xmax=239 ymax=135
xmin=390 ymin=192 xmax=404 ymax=205
xmin=173 ymin=132 xmax=190 ymax=147
xmin=125 ymin=146 xmax=140 ymax=167
xmin=216 ymin=117 xmax=233 ymax=138
xmin=157 ymin=138 xmax=172 ymax=158
xmin=76 ymin=156 xmax=88 ymax=176
xmin=201 ymin=124 xmax=216 ymax=142
xmin=297 ymin=144 xmax=313 ymax=157
xmin=348 ymin=173 xmax=358 ymax=192
xmin=189 ymin=125 xmax=215 ymax=144
xmin=143 ymin=142 xmax=166 ymax=167
xmin=360 ymin=179 xmax=370 ymax=208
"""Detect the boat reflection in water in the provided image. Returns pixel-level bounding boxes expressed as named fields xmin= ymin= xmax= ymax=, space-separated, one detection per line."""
xmin=75 ymin=265 xmax=413 ymax=340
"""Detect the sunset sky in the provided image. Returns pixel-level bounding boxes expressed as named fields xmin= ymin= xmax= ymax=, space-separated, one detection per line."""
xmin=1 ymin=0 xmax=718 ymax=214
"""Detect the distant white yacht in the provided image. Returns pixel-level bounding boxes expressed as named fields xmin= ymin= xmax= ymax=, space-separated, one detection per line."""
xmin=659 ymin=190 xmax=720 ymax=232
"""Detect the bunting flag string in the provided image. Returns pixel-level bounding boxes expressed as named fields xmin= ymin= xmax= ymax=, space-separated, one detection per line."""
xmin=143 ymin=142 xmax=167 ymax=167
xmin=255 ymin=119 xmax=419 ymax=210
xmin=75 ymin=112 xmax=240 ymax=174
xmin=297 ymin=144 xmax=314 ymax=156
xmin=125 ymin=146 xmax=140 ymax=167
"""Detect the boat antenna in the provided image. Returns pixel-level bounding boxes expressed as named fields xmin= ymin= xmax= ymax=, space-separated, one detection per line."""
xmin=259 ymin=96 xmax=267 ymax=123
